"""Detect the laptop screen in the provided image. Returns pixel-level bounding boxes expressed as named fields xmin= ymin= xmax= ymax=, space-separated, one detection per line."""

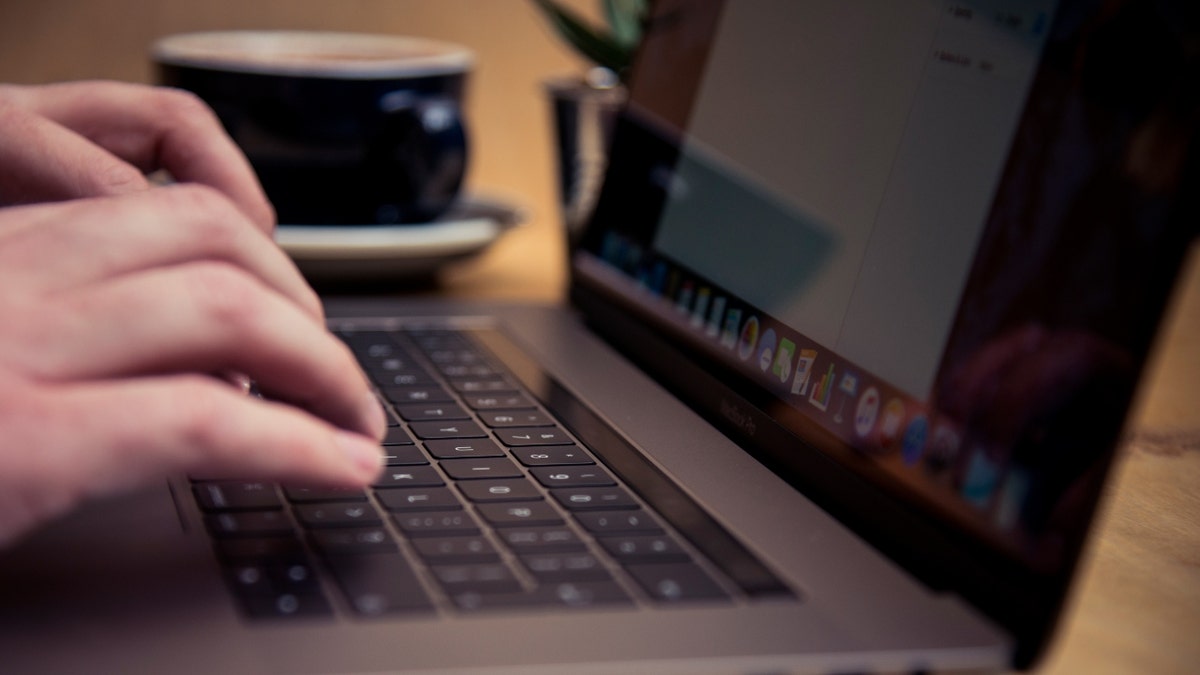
xmin=573 ymin=0 xmax=1197 ymax=650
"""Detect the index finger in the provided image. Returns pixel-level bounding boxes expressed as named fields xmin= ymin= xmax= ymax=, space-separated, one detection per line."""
xmin=8 ymin=81 xmax=275 ymax=231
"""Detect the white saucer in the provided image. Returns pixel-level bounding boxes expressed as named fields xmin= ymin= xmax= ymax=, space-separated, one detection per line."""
xmin=275 ymin=195 xmax=525 ymax=280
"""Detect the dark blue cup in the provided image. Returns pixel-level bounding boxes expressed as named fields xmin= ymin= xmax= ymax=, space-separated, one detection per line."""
xmin=153 ymin=31 xmax=472 ymax=225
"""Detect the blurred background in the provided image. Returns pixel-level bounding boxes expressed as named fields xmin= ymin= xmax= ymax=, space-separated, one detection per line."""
xmin=0 ymin=0 xmax=603 ymax=300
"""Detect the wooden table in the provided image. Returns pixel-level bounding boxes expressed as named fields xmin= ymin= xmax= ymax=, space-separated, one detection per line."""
xmin=1028 ymin=256 xmax=1200 ymax=675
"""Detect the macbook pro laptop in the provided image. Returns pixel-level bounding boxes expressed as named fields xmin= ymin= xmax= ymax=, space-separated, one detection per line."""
xmin=3 ymin=0 xmax=1197 ymax=672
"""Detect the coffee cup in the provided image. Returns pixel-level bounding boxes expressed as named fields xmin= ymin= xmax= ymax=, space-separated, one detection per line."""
xmin=152 ymin=31 xmax=473 ymax=225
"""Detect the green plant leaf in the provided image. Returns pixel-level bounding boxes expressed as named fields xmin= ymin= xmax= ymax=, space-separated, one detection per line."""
xmin=531 ymin=0 xmax=633 ymax=74
xmin=603 ymin=0 xmax=646 ymax=50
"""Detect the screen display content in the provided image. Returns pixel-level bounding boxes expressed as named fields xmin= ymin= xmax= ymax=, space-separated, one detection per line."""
xmin=576 ymin=0 xmax=1198 ymax=574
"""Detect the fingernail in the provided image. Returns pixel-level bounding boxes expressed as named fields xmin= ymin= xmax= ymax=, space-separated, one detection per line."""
xmin=359 ymin=392 xmax=388 ymax=440
xmin=335 ymin=431 xmax=384 ymax=479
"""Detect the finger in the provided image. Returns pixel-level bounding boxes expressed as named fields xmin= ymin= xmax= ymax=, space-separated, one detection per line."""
xmin=0 ymin=186 xmax=321 ymax=320
xmin=44 ymin=376 xmax=385 ymax=505
xmin=6 ymin=81 xmax=274 ymax=230
xmin=0 ymin=95 xmax=150 ymax=205
xmin=30 ymin=260 xmax=384 ymax=441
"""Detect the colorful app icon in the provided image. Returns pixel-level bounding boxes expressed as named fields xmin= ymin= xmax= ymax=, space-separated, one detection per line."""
xmin=720 ymin=308 xmax=742 ymax=349
xmin=706 ymin=296 xmax=726 ymax=338
xmin=600 ymin=232 xmax=622 ymax=264
xmin=900 ymin=415 xmax=929 ymax=465
xmin=737 ymin=316 xmax=760 ymax=361
xmin=961 ymin=444 xmax=1001 ymax=509
xmin=691 ymin=287 xmax=711 ymax=328
xmin=676 ymin=281 xmax=694 ymax=314
xmin=771 ymin=338 xmax=796 ymax=383
xmin=853 ymin=387 xmax=881 ymax=438
xmin=924 ymin=420 xmax=961 ymax=474
xmin=757 ymin=329 xmax=777 ymax=372
xmin=625 ymin=243 xmax=643 ymax=271
xmin=790 ymin=349 xmax=819 ymax=395
xmin=808 ymin=363 xmax=836 ymax=412
xmin=650 ymin=261 xmax=668 ymax=294
xmin=832 ymin=371 xmax=859 ymax=424
xmin=879 ymin=398 xmax=906 ymax=450
xmin=665 ymin=270 xmax=681 ymax=300
xmin=994 ymin=468 xmax=1030 ymax=531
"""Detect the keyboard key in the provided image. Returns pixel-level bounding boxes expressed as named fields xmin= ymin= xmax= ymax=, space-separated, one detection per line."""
xmin=395 ymin=403 xmax=470 ymax=422
xmin=439 ymin=457 xmax=524 ymax=481
xmin=540 ymin=581 xmax=632 ymax=608
xmin=424 ymin=348 xmax=483 ymax=365
xmin=383 ymin=402 xmax=404 ymax=427
xmin=216 ymin=536 xmax=306 ymax=561
xmin=494 ymin=427 xmax=574 ymax=447
xmin=380 ymin=445 xmax=428 ymax=466
xmin=625 ymin=563 xmax=729 ymax=602
xmin=206 ymin=510 xmax=293 ymax=538
xmin=451 ymin=580 xmax=632 ymax=611
xmin=463 ymin=393 xmax=536 ymax=410
xmin=598 ymin=535 xmax=690 ymax=564
xmin=373 ymin=370 xmax=434 ymax=387
xmin=342 ymin=332 xmax=400 ymax=359
xmin=449 ymin=378 xmax=515 ymax=394
xmin=393 ymin=510 xmax=480 ymax=537
xmin=375 ymin=486 xmax=463 ymax=512
xmin=381 ymin=386 xmax=453 ymax=405
xmin=475 ymin=501 xmax=564 ymax=527
xmin=310 ymin=527 xmax=397 ymax=554
xmin=412 ymin=536 xmax=500 ymax=564
xmin=456 ymin=479 xmax=543 ymax=503
xmin=194 ymin=482 xmax=282 ymax=511
xmin=478 ymin=410 xmax=553 ymax=428
xmin=408 ymin=420 xmax=487 ymax=440
xmin=511 ymin=446 xmax=594 ymax=466
xmin=382 ymin=427 xmax=415 ymax=446
xmin=575 ymin=510 xmax=664 ymax=535
xmin=284 ymin=486 xmax=368 ymax=503
xmin=237 ymin=590 xmax=333 ymax=619
xmin=324 ymin=553 xmax=434 ymax=616
xmin=437 ymin=363 xmax=496 ymax=378
xmin=496 ymin=527 xmax=587 ymax=553
xmin=372 ymin=466 xmax=445 ymax=489
xmin=431 ymin=563 xmax=521 ymax=594
xmin=551 ymin=486 xmax=638 ymax=511
xmin=423 ymin=438 xmax=506 ymax=459
xmin=226 ymin=558 xmax=320 ymax=596
xmin=520 ymin=553 xmax=611 ymax=582
xmin=450 ymin=589 xmax=558 ymax=611
xmin=530 ymin=466 xmax=616 ymax=488
xmin=294 ymin=502 xmax=382 ymax=529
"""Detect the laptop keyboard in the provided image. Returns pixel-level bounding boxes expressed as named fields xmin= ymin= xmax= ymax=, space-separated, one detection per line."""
xmin=191 ymin=326 xmax=791 ymax=619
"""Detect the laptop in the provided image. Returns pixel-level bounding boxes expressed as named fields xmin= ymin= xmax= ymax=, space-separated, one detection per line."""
xmin=3 ymin=0 xmax=1196 ymax=672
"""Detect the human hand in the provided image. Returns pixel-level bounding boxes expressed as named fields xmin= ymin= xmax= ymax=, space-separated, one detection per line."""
xmin=0 ymin=80 xmax=274 ymax=230
xmin=0 ymin=185 xmax=386 ymax=547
